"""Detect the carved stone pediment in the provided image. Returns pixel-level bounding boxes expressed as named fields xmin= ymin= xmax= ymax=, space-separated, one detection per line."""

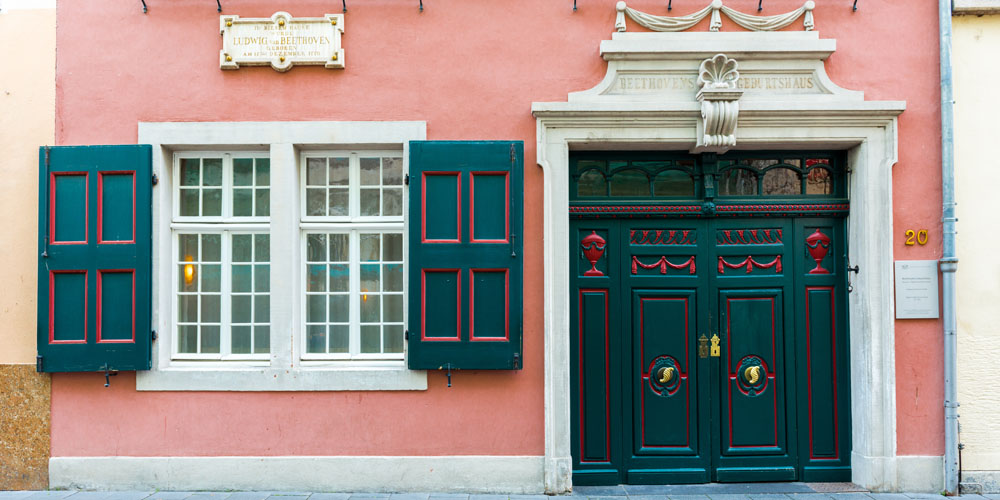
xmin=553 ymin=31 xmax=864 ymax=153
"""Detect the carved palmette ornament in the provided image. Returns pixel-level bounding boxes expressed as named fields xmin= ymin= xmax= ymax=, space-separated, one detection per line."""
xmin=697 ymin=53 xmax=739 ymax=90
xmin=693 ymin=53 xmax=744 ymax=153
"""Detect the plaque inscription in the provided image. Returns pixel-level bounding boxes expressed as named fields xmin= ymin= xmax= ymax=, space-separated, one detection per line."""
xmin=220 ymin=12 xmax=344 ymax=72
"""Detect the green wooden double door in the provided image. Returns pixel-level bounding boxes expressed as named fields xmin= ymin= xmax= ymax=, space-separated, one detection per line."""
xmin=571 ymin=217 xmax=851 ymax=484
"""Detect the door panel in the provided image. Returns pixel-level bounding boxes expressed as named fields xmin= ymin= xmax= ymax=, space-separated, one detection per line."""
xmin=569 ymin=215 xmax=849 ymax=485
xmin=719 ymin=289 xmax=785 ymax=454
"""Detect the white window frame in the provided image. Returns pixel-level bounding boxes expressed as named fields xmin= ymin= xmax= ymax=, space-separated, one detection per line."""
xmin=138 ymin=121 xmax=427 ymax=391
xmin=300 ymin=151 xmax=406 ymax=361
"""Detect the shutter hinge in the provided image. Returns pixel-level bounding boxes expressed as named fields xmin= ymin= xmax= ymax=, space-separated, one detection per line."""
xmin=445 ymin=363 xmax=453 ymax=388
xmin=513 ymin=352 xmax=520 ymax=370
xmin=404 ymin=329 xmax=409 ymax=341
xmin=404 ymin=173 xmax=409 ymax=185
xmin=510 ymin=143 xmax=516 ymax=163
xmin=151 ymin=330 xmax=157 ymax=342
xmin=36 ymin=355 xmax=42 ymax=372
xmin=846 ymin=259 xmax=860 ymax=293
xmin=44 ymin=146 xmax=50 ymax=167
xmin=151 ymin=174 xmax=159 ymax=186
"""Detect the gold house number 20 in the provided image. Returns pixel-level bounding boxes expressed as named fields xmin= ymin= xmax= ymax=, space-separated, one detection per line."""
xmin=904 ymin=229 xmax=929 ymax=246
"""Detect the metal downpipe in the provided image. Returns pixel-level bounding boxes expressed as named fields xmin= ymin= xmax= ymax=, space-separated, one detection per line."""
xmin=938 ymin=0 xmax=959 ymax=494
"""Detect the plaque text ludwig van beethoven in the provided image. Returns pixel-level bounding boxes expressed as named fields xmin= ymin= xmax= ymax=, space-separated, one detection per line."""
xmin=220 ymin=12 xmax=345 ymax=72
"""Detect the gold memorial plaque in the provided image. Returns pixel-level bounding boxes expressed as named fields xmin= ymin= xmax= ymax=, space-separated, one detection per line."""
xmin=220 ymin=11 xmax=344 ymax=72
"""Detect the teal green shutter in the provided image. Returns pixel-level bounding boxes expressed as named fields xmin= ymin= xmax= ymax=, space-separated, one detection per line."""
xmin=37 ymin=145 xmax=152 ymax=372
xmin=408 ymin=141 xmax=523 ymax=370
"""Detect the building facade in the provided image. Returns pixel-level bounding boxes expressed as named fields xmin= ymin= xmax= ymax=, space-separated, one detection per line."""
xmin=953 ymin=0 xmax=1000 ymax=493
xmin=28 ymin=0 xmax=951 ymax=493
xmin=0 ymin=0 xmax=55 ymax=490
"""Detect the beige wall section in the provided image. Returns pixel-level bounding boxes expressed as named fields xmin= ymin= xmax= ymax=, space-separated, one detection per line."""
xmin=0 ymin=5 xmax=54 ymax=364
xmin=954 ymin=14 xmax=1000 ymax=493
xmin=0 ymin=4 xmax=54 ymax=491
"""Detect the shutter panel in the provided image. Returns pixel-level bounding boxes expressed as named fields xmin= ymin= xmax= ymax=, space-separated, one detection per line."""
xmin=407 ymin=141 xmax=523 ymax=370
xmin=37 ymin=145 xmax=152 ymax=372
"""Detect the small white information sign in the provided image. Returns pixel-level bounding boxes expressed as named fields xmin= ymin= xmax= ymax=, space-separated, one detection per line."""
xmin=220 ymin=11 xmax=344 ymax=72
xmin=893 ymin=260 xmax=940 ymax=319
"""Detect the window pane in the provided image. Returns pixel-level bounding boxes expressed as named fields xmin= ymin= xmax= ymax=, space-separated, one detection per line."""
xmin=806 ymin=166 xmax=833 ymax=195
xmin=653 ymin=170 xmax=695 ymax=197
xmin=232 ymin=295 xmax=252 ymax=323
xmin=329 ymin=158 xmax=349 ymax=186
xmin=254 ymin=326 xmax=269 ymax=354
xmin=202 ymin=189 xmax=222 ymax=216
xmin=180 ymin=159 xmax=200 ymax=186
xmin=179 ymin=234 xmax=199 ymax=261
xmin=306 ymin=158 xmax=326 ymax=186
xmin=232 ymin=234 xmax=252 ymax=262
xmin=720 ymin=169 xmax=757 ymax=196
xmin=577 ymin=170 xmax=607 ymax=197
xmin=384 ymin=294 xmax=403 ymax=323
xmin=255 ymin=188 xmax=270 ymax=217
xmin=329 ymin=325 xmax=349 ymax=353
xmin=609 ymin=169 xmax=649 ymax=197
xmin=329 ymin=295 xmax=349 ymax=322
xmin=201 ymin=265 xmax=221 ymax=293
xmin=360 ymin=264 xmax=380 ymax=293
xmin=361 ymin=294 xmax=380 ymax=323
xmin=329 ymin=233 xmax=349 ymax=262
xmin=179 ymin=264 xmax=197 ymax=292
xmin=254 ymin=264 xmax=269 ymax=292
xmin=201 ymin=295 xmax=221 ymax=323
xmin=360 ymin=158 xmax=380 ymax=185
xmin=307 ymin=294 xmax=326 ymax=322
xmin=307 ymin=234 xmax=326 ymax=262
xmin=383 ymin=264 xmax=403 ymax=292
xmin=383 ymin=233 xmax=403 ymax=261
xmin=306 ymin=188 xmax=326 ymax=216
xmin=233 ymin=159 xmax=253 ymax=186
xmin=202 ymin=159 xmax=223 ymax=186
xmin=178 ymin=295 xmax=198 ymax=323
xmin=382 ymin=157 xmax=403 ymax=185
xmin=202 ymin=234 xmax=221 ymax=261
xmin=231 ymin=326 xmax=251 ymax=354
xmin=180 ymin=188 xmax=199 ymax=216
xmin=233 ymin=189 xmax=253 ymax=216
xmin=360 ymin=189 xmax=379 ymax=216
xmin=307 ymin=264 xmax=326 ymax=292
xmin=232 ymin=265 xmax=252 ymax=293
xmin=329 ymin=264 xmax=349 ymax=292
xmin=383 ymin=325 xmax=403 ymax=354
xmin=178 ymin=325 xmax=198 ymax=353
xmin=762 ymin=167 xmax=801 ymax=196
xmin=254 ymin=295 xmax=269 ymax=323
xmin=255 ymin=159 xmax=270 ymax=186
xmin=360 ymin=325 xmax=381 ymax=353
xmin=360 ymin=234 xmax=380 ymax=262
xmin=254 ymin=234 xmax=269 ymax=261
xmin=306 ymin=325 xmax=327 ymax=354
xmin=328 ymin=188 xmax=349 ymax=216
xmin=383 ymin=188 xmax=402 ymax=216
xmin=200 ymin=325 xmax=220 ymax=353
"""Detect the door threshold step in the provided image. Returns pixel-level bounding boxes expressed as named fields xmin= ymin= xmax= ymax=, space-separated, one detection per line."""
xmin=572 ymin=483 xmax=867 ymax=496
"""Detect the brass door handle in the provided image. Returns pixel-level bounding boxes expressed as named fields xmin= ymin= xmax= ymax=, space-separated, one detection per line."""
xmin=744 ymin=365 xmax=761 ymax=384
xmin=656 ymin=366 xmax=675 ymax=384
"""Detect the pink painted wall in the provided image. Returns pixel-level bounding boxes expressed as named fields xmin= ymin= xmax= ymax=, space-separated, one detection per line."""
xmin=53 ymin=0 xmax=943 ymax=457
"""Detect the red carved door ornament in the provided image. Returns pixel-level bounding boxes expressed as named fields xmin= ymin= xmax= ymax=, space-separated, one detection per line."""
xmin=631 ymin=255 xmax=697 ymax=275
xmin=581 ymin=231 xmax=607 ymax=276
xmin=805 ymin=229 xmax=831 ymax=274
xmin=718 ymin=255 xmax=782 ymax=274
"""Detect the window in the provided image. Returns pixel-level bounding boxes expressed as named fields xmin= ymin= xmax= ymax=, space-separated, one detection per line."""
xmin=300 ymin=153 xmax=405 ymax=360
xmin=172 ymin=153 xmax=271 ymax=360
xmin=140 ymin=120 xmax=428 ymax=391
